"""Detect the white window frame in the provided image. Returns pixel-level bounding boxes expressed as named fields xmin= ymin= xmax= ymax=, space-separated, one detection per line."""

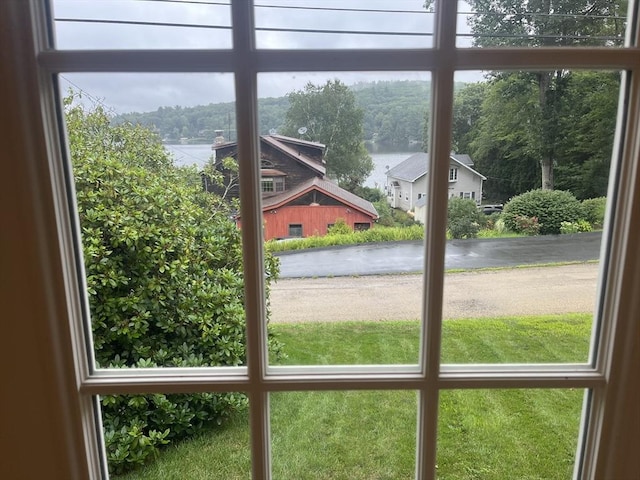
xmin=3 ymin=1 xmax=640 ymax=479
xmin=449 ymin=167 xmax=458 ymax=182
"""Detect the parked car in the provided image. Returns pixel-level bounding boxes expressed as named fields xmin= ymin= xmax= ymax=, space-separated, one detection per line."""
xmin=480 ymin=204 xmax=503 ymax=215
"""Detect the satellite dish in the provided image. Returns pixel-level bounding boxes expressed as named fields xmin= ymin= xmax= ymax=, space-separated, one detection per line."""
xmin=269 ymin=128 xmax=277 ymax=135
xmin=297 ymin=127 xmax=308 ymax=135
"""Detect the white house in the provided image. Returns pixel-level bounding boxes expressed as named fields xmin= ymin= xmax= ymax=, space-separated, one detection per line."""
xmin=385 ymin=153 xmax=486 ymax=219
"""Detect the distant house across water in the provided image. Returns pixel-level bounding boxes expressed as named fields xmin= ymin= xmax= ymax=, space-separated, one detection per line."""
xmin=385 ymin=152 xmax=486 ymax=223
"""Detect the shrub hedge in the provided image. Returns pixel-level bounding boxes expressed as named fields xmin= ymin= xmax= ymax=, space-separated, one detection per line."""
xmin=502 ymin=189 xmax=584 ymax=235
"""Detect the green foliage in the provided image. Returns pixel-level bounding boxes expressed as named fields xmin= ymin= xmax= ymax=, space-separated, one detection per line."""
xmin=66 ymin=98 xmax=280 ymax=474
xmin=327 ymin=218 xmax=353 ymax=235
xmin=264 ymin=225 xmax=424 ymax=253
xmin=503 ymin=189 xmax=584 ymax=235
xmin=447 ymin=197 xmax=483 ymax=239
xmin=581 ymin=197 xmax=607 ymax=229
xmin=512 ymin=215 xmax=541 ymax=236
xmin=560 ymin=220 xmax=593 ymax=234
xmin=281 ymin=80 xmax=374 ymax=190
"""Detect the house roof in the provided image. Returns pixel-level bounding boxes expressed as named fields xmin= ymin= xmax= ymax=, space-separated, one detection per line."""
xmin=386 ymin=152 xmax=486 ymax=182
xmin=212 ymin=135 xmax=326 ymax=177
xmin=451 ymin=153 xmax=474 ymax=166
xmin=261 ymin=135 xmax=326 ymax=176
xmin=261 ymin=177 xmax=379 ymax=219
xmin=386 ymin=152 xmax=429 ymax=182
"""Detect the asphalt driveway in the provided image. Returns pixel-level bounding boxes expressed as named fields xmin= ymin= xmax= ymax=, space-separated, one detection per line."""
xmin=275 ymin=232 xmax=602 ymax=278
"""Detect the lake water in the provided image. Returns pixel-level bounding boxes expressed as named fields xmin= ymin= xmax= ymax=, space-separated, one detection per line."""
xmin=164 ymin=143 xmax=419 ymax=189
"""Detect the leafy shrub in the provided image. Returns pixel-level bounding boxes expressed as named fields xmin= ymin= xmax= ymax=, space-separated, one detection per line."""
xmin=327 ymin=217 xmax=353 ymax=235
xmin=447 ymin=197 xmax=483 ymax=239
xmin=67 ymin=100 xmax=280 ymax=474
xmin=502 ymin=189 xmax=584 ymax=235
xmin=560 ymin=220 xmax=593 ymax=234
xmin=581 ymin=197 xmax=607 ymax=229
xmin=513 ymin=215 xmax=541 ymax=236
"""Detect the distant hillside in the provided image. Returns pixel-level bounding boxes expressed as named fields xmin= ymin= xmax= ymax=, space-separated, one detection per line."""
xmin=113 ymin=80 xmax=464 ymax=147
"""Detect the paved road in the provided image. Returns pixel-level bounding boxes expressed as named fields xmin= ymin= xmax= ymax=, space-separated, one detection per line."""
xmin=275 ymin=232 xmax=602 ymax=278
xmin=270 ymin=263 xmax=599 ymax=323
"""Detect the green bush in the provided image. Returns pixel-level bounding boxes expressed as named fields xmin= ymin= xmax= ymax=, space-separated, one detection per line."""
xmin=581 ymin=197 xmax=607 ymax=229
xmin=513 ymin=215 xmax=541 ymax=236
xmin=502 ymin=189 xmax=584 ymax=235
xmin=447 ymin=197 xmax=483 ymax=239
xmin=560 ymin=220 xmax=593 ymax=234
xmin=327 ymin=217 xmax=353 ymax=235
xmin=67 ymin=100 xmax=280 ymax=475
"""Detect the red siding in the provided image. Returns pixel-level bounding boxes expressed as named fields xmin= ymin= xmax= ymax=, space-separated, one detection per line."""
xmin=238 ymin=205 xmax=375 ymax=240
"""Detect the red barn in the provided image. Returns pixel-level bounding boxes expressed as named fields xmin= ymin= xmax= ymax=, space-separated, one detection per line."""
xmin=212 ymin=135 xmax=379 ymax=240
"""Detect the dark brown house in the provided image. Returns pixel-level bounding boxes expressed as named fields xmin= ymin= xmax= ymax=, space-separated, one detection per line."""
xmin=210 ymin=135 xmax=378 ymax=240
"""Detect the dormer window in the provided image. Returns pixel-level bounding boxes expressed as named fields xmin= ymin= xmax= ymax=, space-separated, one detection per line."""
xmin=261 ymin=175 xmax=285 ymax=193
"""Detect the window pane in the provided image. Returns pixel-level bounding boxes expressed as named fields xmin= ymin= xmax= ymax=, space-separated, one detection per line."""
xmin=51 ymin=0 xmax=232 ymax=50
xmin=98 ymin=393 xmax=249 ymax=478
xmin=259 ymin=72 xmax=430 ymax=366
xmin=457 ymin=0 xmax=628 ymax=48
xmin=254 ymin=0 xmax=435 ymax=50
xmin=270 ymin=390 xmax=418 ymax=479
xmin=437 ymin=389 xmax=585 ymax=479
xmin=439 ymin=70 xmax=619 ymax=364
xmin=60 ymin=73 xmax=273 ymax=370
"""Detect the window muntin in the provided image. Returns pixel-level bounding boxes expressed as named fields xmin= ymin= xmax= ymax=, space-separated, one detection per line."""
xmin=30 ymin=1 xmax=639 ymax=479
xmin=443 ymin=68 xmax=620 ymax=365
xmin=253 ymin=1 xmax=436 ymax=50
xmin=269 ymin=390 xmax=418 ymax=478
xmin=455 ymin=0 xmax=627 ymax=49
xmin=51 ymin=0 xmax=232 ymax=50
xmin=59 ymin=73 xmax=255 ymax=371
xmin=437 ymin=388 xmax=585 ymax=478
xmin=449 ymin=167 xmax=458 ymax=181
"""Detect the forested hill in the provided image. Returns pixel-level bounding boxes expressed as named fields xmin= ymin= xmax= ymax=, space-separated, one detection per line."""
xmin=113 ymin=80 xmax=443 ymax=147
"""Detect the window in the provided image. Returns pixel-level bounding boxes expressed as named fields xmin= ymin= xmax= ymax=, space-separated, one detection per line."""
xmin=261 ymin=177 xmax=274 ymax=192
xmin=354 ymin=223 xmax=370 ymax=231
xmin=449 ymin=167 xmax=458 ymax=181
xmin=4 ymin=1 xmax=640 ymax=479
xmin=288 ymin=224 xmax=303 ymax=237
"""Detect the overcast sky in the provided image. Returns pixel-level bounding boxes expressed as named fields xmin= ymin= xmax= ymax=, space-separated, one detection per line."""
xmin=53 ymin=0 xmax=479 ymax=114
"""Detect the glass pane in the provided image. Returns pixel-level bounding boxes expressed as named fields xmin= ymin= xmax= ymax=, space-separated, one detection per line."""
xmin=457 ymin=0 xmax=627 ymax=48
xmin=60 ymin=74 xmax=266 ymax=370
xmin=258 ymin=72 xmax=431 ymax=366
xmin=254 ymin=0 xmax=435 ymax=50
xmin=98 ymin=392 xmax=249 ymax=478
xmin=270 ymin=390 xmax=418 ymax=479
xmin=52 ymin=0 xmax=232 ymax=50
xmin=437 ymin=389 xmax=585 ymax=479
xmin=441 ymin=70 xmax=620 ymax=364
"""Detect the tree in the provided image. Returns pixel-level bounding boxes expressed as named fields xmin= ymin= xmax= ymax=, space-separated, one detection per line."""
xmin=282 ymin=80 xmax=374 ymax=191
xmin=426 ymin=0 xmax=626 ymax=190
xmin=65 ymin=97 xmax=280 ymax=474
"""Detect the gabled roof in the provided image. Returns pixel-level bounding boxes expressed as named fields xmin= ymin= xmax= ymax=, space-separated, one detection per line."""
xmin=386 ymin=152 xmax=429 ymax=182
xmin=386 ymin=152 xmax=486 ymax=182
xmin=212 ymin=135 xmax=326 ymax=176
xmin=451 ymin=153 xmax=474 ymax=166
xmin=261 ymin=177 xmax=378 ymax=219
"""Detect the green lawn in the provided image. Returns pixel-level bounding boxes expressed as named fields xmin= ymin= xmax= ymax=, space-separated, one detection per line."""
xmin=116 ymin=314 xmax=591 ymax=479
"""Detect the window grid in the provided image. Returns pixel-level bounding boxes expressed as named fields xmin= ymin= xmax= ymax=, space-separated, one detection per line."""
xmin=31 ymin=0 xmax=640 ymax=478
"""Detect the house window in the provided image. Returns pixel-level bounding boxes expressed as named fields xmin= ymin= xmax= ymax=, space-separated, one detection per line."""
xmin=261 ymin=178 xmax=274 ymax=192
xmin=261 ymin=176 xmax=284 ymax=192
xmin=449 ymin=168 xmax=458 ymax=181
xmin=354 ymin=223 xmax=370 ymax=231
xmin=288 ymin=224 xmax=303 ymax=237
xmin=10 ymin=2 xmax=640 ymax=479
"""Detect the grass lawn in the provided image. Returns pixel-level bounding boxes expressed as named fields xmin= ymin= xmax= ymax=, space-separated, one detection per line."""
xmin=116 ymin=314 xmax=591 ymax=479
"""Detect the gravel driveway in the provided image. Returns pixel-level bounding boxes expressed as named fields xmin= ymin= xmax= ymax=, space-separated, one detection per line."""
xmin=269 ymin=263 xmax=599 ymax=323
